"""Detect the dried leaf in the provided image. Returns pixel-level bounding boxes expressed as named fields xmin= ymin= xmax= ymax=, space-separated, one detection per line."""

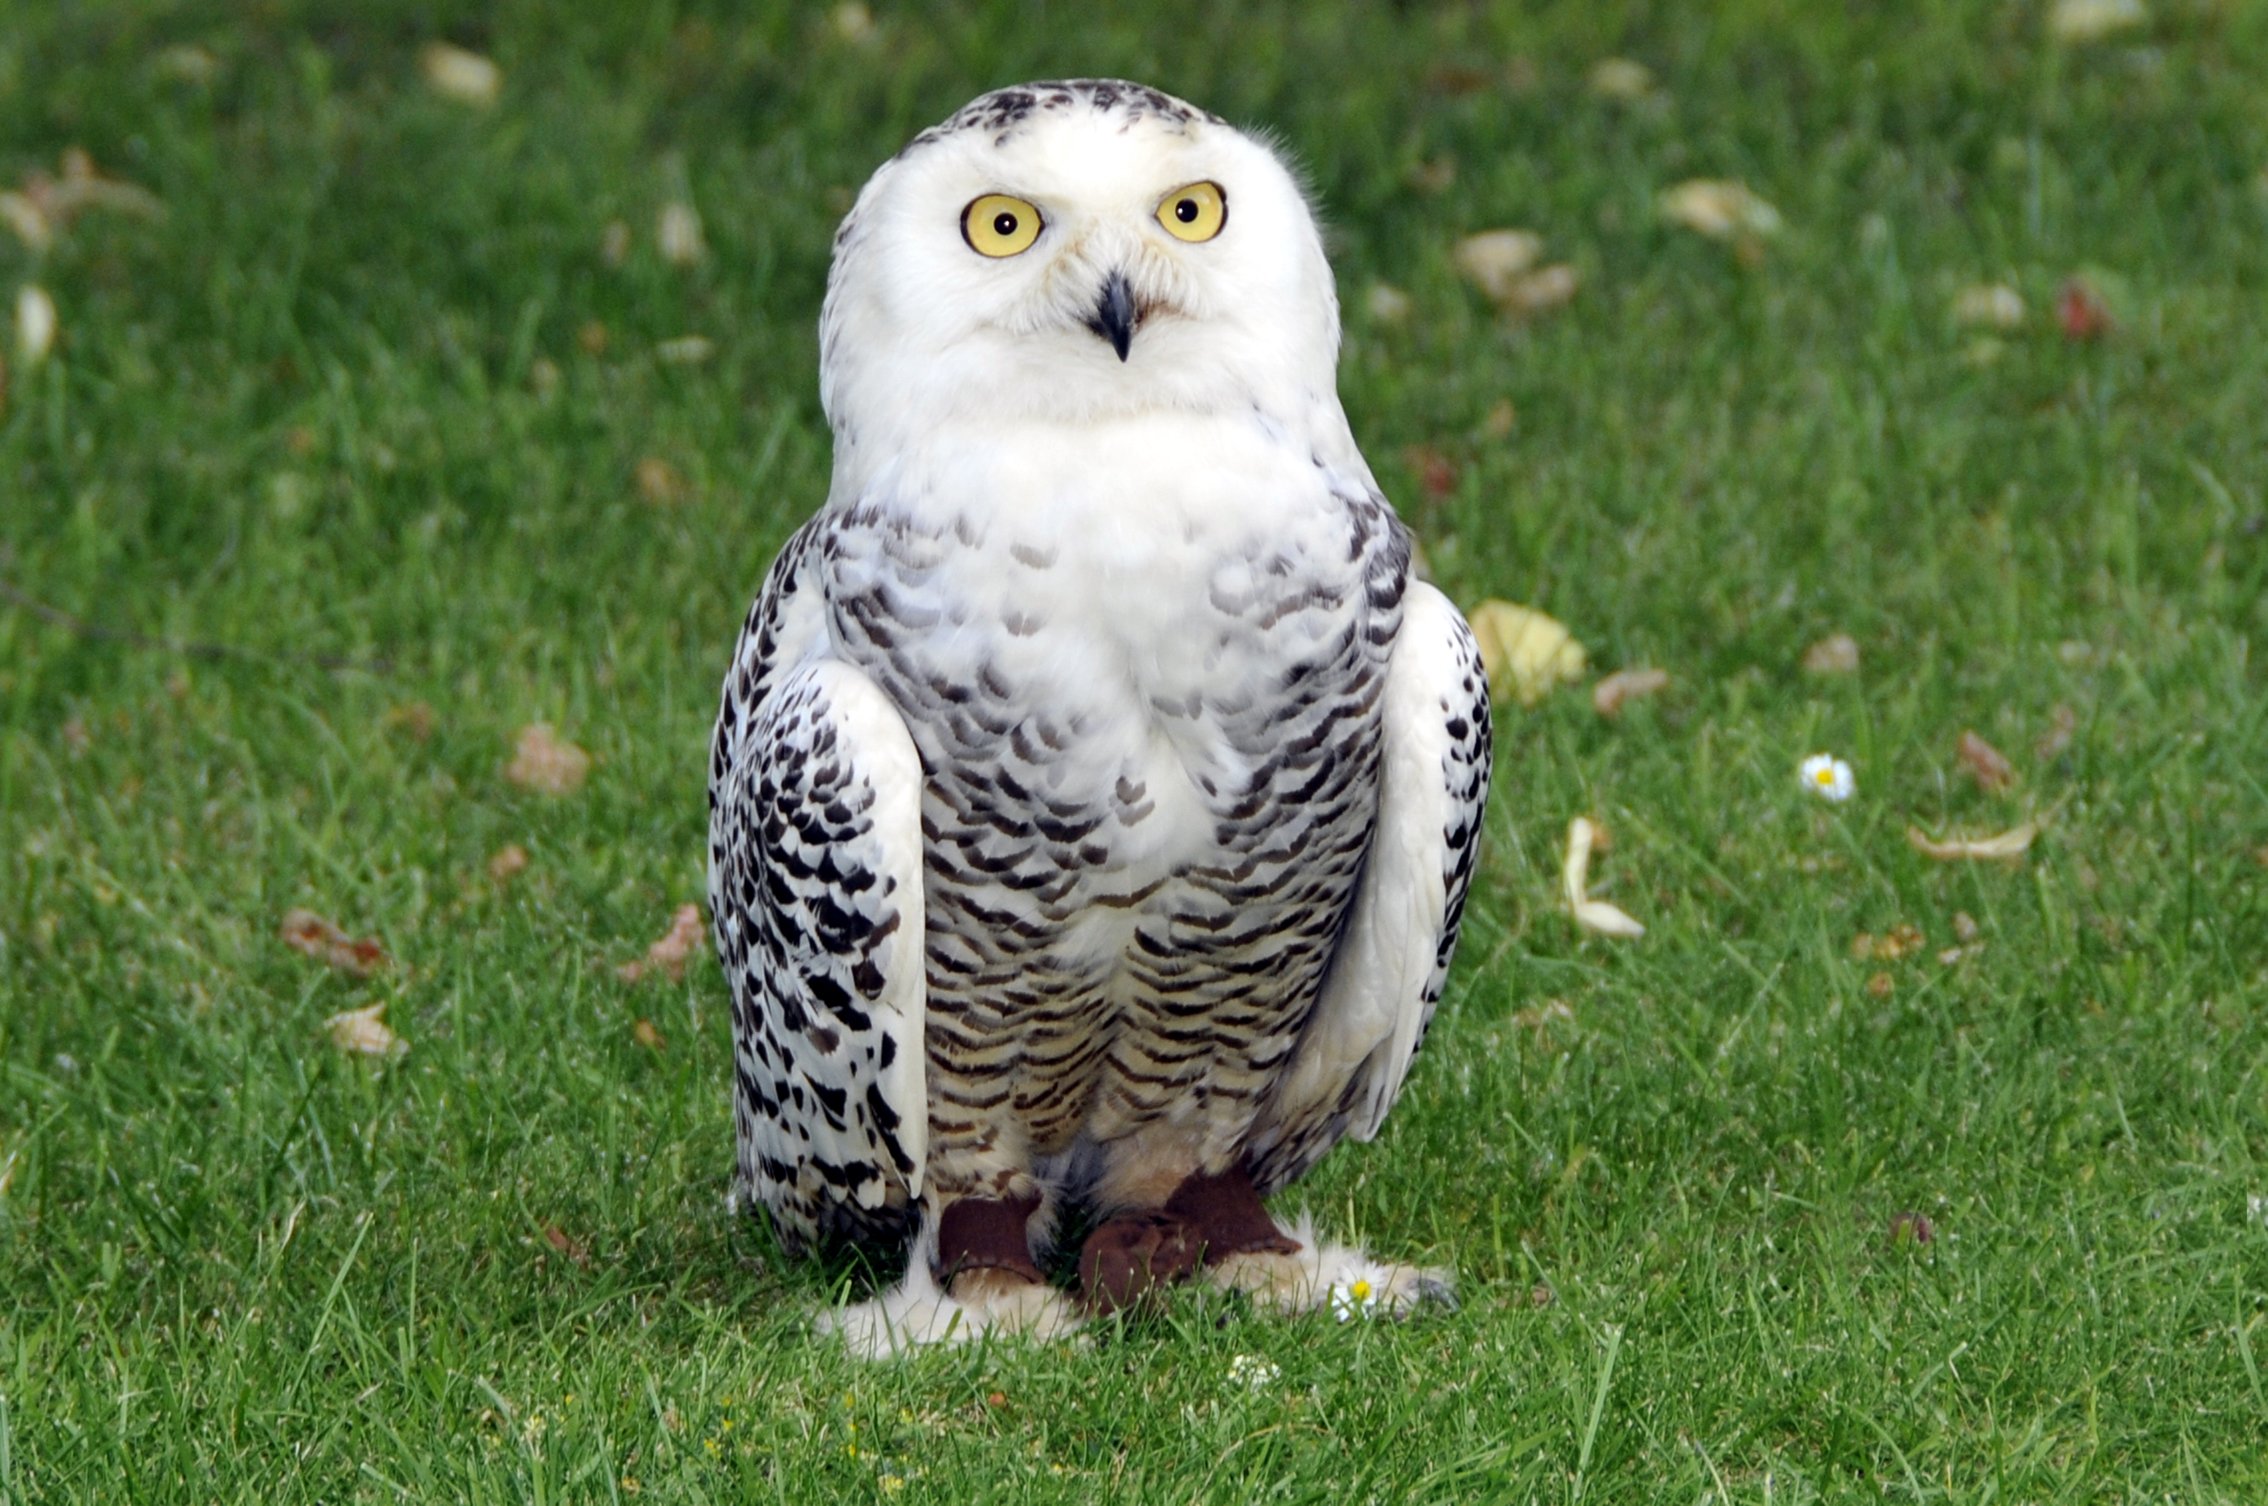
xmin=420 ymin=42 xmax=502 ymax=106
xmin=283 ymin=908 xmax=389 ymax=976
xmin=1907 ymin=820 xmax=2039 ymax=863
xmin=1501 ymin=264 xmax=1581 ymax=318
xmin=654 ymin=335 xmax=714 ymax=365
xmin=2048 ymin=0 xmax=2147 ymax=44
xmin=505 ymin=723 xmax=590 ymax=795
xmin=0 ymin=193 xmax=50 ymax=251
xmin=2035 ymin=703 xmax=2077 ymax=761
xmin=16 ymin=285 xmax=57 ymax=366
xmin=632 ymin=1018 xmax=667 ymax=1050
xmin=1586 ymin=58 xmax=1656 ymax=101
xmin=542 ymin=1223 xmax=592 ymax=1267
xmin=1952 ymin=911 xmax=1981 ymax=942
xmin=1887 ymin=1211 xmax=1935 ymax=1246
xmin=1470 ymin=600 xmax=1586 ymax=707
xmin=1593 ymin=667 xmax=1669 ymax=718
xmin=1453 ymin=230 xmax=1544 ymax=304
xmin=487 ymin=843 xmax=530 ymax=882
xmin=1802 ymin=632 xmax=1860 ymax=675
xmin=616 ymin=903 xmax=705 ymax=983
xmin=1865 ymin=970 xmax=1895 ymax=999
xmin=1952 ymin=283 xmax=2026 ymax=330
xmin=1659 ymin=179 xmax=1781 ymax=242
xmin=382 ymin=701 xmax=437 ymax=741
xmin=1956 ymin=730 xmax=2015 ymax=793
xmin=1562 ymin=817 xmax=1645 ymax=939
xmin=1849 ymin=924 xmax=1925 ymax=962
xmin=577 ymin=320 xmax=610 ymax=356
xmin=1363 ymin=282 xmax=1412 ymax=325
xmin=635 ymin=456 xmax=685 ymax=505
xmin=324 ymin=1001 xmax=407 ymax=1058
xmin=2057 ymin=276 xmax=2112 ymax=340
xmin=1480 ymin=399 xmax=1516 ymax=439
xmin=1406 ymin=156 xmax=1457 ymax=194
xmin=1402 ymin=445 xmax=1459 ymax=500
xmin=657 ymin=201 xmax=706 ymax=266
xmin=1573 ymin=899 xmax=1647 ymax=938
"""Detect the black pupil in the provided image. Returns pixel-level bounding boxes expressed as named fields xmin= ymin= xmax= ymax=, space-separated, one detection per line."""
xmin=993 ymin=211 xmax=1018 ymax=237
xmin=1175 ymin=198 xmax=1199 ymax=223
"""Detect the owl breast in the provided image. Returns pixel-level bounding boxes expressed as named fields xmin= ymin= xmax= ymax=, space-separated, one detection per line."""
xmin=820 ymin=409 xmax=1408 ymax=1151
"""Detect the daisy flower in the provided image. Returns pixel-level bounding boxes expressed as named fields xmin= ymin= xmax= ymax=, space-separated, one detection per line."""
xmin=1800 ymin=753 xmax=1855 ymax=802
xmin=1328 ymin=1276 xmax=1380 ymax=1323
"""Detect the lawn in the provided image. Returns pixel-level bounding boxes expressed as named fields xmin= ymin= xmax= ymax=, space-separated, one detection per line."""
xmin=3 ymin=1 xmax=2266 ymax=1500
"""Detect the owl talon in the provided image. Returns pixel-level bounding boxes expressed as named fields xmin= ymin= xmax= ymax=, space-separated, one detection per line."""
xmin=1077 ymin=1210 xmax=1204 ymax=1313
xmin=935 ymin=1191 xmax=1046 ymax=1287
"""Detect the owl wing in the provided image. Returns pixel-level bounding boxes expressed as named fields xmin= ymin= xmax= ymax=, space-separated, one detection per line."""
xmin=1247 ymin=579 xmax=1492 ymax=1187
xmin=709 ymin=529 xmax=929 ymax=1257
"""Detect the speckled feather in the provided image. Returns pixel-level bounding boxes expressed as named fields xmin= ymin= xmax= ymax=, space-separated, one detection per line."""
xmin=708 ymin=80 xmax=1491 ymax=1266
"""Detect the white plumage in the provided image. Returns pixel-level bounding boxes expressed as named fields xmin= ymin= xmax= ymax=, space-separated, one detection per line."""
xmin=708 ymin=80 xmax=1490 ymax=1353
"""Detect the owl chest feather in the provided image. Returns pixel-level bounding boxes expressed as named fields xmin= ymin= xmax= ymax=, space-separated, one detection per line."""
xmin=816 ymin=412 xmax=1402 ymax=1134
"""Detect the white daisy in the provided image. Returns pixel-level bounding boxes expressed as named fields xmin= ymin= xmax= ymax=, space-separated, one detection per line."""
xmin=1328 ymin=1276 xmax=1380 ymax=1323
xmin=1800 ymin=753 xmax=1855 ymax=802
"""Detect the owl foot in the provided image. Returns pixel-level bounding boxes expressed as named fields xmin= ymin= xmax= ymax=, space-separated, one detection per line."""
xmin=1204 ymin=1214 xmax=1455 ymax=1320
xmin=1077 ymin=1210 xmax=1203 ymax=1313
xmin=1165 ymin=1164 xmax=1302 ymax=1264
xmin=820 ymin=1262 xmax=1082 ymax=1358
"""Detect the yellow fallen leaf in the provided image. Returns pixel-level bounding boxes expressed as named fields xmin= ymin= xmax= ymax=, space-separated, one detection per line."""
xmin=2048 ymin=0 xmax=2147 ymax=44
xmin=1469 ymin=600 xmax=1586 ymax=707
xmin=17 ymin=285 xmax=57 ymax=365
xmin=1453 ymin=230 xmax=1545 ymax=304
xmin=657 ymin=201 xmax=706 ymax=266
xmin=1586 ymin=58 xmax=1656 ymax=101
xmin=419 ymin=42 xmax=501 ymax=106
xmin=505 ymin=723 xmax=590 ymax=794
xmin=1802 ymin=632 xmax=1860 ymax=675
xmin=1562 ymin=817 xmax=1645 ymax=939
xmin=1501 ymin=264 xmax=1580 ymax=318
xmin=1906 ymin=820 xmax=2039 ymax=863
xmin=325 ymin=1002 xmax=408 ymax=1059
xmin=1660 ymin=179 xmax=1781 ymax=241
xmin=1953 ymin=284 xmax=2026 ymax=330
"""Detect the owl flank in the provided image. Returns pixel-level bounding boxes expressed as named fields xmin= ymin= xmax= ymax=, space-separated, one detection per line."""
xmin=708 ymin=79 xmax=1493 ymax=1354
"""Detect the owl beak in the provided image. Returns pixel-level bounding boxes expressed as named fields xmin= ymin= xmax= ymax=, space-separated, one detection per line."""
xmin=1087 ymin=270 xmax=1137 ymax=362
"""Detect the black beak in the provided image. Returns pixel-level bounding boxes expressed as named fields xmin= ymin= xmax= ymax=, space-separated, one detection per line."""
xmin=1087 ymin=271 xmax=1137 ymax=362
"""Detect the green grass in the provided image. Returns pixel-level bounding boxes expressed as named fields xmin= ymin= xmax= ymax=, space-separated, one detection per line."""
xmin=3 ymin=1 xmax=2266 ymax=1500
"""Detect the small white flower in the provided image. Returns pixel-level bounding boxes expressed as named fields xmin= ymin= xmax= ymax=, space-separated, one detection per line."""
xmin=1327 ymin=1276 xmax=1379 ymax=1323
xmin=2248 ymin=1194 xmax=2268 ymax=1229
xmin=1800 ymin=753 xmax=1855 ymax=802
xmin=1226 ymin=1354 xmax=1280 ymax=1388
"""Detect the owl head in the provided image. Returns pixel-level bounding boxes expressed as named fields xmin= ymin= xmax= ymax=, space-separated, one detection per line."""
xmin=818 ymin=81 xmax=1343 ymax=457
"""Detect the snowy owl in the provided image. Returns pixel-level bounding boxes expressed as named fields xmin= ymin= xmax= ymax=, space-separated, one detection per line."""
xmin=708 ymin=79 xmax=1492 ymax=1354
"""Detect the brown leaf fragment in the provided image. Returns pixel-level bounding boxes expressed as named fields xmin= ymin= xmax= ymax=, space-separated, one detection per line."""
xmin=1453 ymin=229 xmax=1544 ymax=303
xmin=542 ymin=1223 xmax=592 ymax=1268
xmin=283 ymin=908 xmax=389 ymax=976
xmin=1849 ymin=924 xmax=1926 ymax=963
xmin=324 ymin=1001 xmax=407 ymax=1059
xmin=1956 ymin=730 xmax=2015 ymax=793
xmin=576 ymin=320 xmax=610 ymax=356
xmin=487 ymin=843 xmax=530 ymax=883
xmin=1593 ymin=667 xmax=1669 ymax=718
xmin=2057 ymin=276 xmax=2111 ymax=341
xmin=506 ymin=723 xmax=590 ymax=795
xmin=1865 ymin=971 xmax=1895 ymax=999
xmin=1887 ymin=1211 xmax=1935 ymax=1246
xmin=1802 ymin=633 xmax=1860 ymax=675
xmin=616 ymin=903 xmax=705 ymax=983
xmin=632 ymin=1018 xmax=666 ymax=1051
xmin=1402 ymin=445 xmax=1459 ymax=500
xmin=1907 ymin=820 xmax=2039 ymax=863
xmin=634 ymin=456 xmax=685 ymax=505
xmin=2035 ymin=703 xmax=2076 ymax=761
xmin=382 ymin=701 xmax=437 ymax=741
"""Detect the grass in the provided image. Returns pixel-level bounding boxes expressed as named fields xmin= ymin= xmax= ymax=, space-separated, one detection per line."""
xmin=2 ymin=0 xmax=2266 ymax=1499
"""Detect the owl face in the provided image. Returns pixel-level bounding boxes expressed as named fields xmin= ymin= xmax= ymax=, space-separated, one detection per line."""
xmin=819 ymin=82 xmax=1342 ymax=448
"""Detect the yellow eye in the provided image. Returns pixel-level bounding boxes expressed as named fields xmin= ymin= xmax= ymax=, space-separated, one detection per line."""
xmin=962 ymin=194 xmax=1043 ymax=257
xmin=1156 ymin=181 xmax=1227 ymax=243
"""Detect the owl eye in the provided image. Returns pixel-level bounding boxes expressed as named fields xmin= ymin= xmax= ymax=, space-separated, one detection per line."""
xmin=1156 ymin=181 xmax=1227 ymax=243
xmin=962 ymin=194 xmax=1044 ymax=257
